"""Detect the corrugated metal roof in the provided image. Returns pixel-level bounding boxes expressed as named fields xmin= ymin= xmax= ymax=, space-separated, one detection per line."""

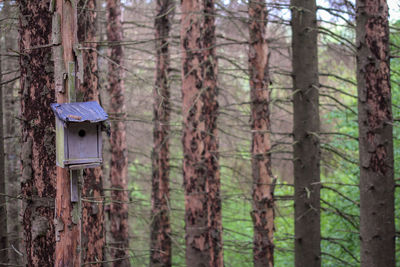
xmin=51 ymin=101 xmax=108 ymax=123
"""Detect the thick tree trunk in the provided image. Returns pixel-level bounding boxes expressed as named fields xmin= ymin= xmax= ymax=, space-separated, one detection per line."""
xmin=248 ymin=1 xmax=274 ymax=266
xmin=54 ymin=1 xmax=81 ymax=266
xmin=0 ymin=18 xmax=8 ymax=267
xmin=77 ymin=0 xmax=106 ymax=265
xmin=19 ymin=1 xmax=56 ymax=265
xmin=181 ymin=0 xmax=223 ymax=266
xmin=150 ymin=0 xmax=173 ymax=266
xmin=356 ymin=0 xmax=395 ymax=266
xmin=106 ymin=1 xmax=130 ymax=266
xmin=290 ymin=0 xmax=321 ymax=266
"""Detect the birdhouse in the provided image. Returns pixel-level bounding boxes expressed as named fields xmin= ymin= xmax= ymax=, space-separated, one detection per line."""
xmin=51 ymin=101 xmax=108 ymax=170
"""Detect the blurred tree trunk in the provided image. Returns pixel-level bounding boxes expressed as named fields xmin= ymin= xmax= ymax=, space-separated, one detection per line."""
xmin=3 ymin=1 xmax=21 ymax=264
xmin=106 ymin=0 xmax=130 ymax=266
xmin=356 ymin=0 xmax=395 ymax=266
xmin=19 ymin=0 xmax=56 ymax=265
xmin=291 ymin=0 xmax=321 ymax=266
xmin=248 ymin=0 xmax=274 ymax=266
xmin=0 ymin=15 xmax=7 ymax=266
xmin=77 ymin=0 xmax=106 ymax=265
xmin=150 ymin=0 xmax=173 ymax=266
xmin=181 ymin=0 xmax=223 ymax=266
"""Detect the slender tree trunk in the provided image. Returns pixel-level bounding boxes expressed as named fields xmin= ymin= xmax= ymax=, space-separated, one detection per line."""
xmin=54 ymin=1 xmax=81 ymax=266
xmin=106 ymin=1 xmax=130 ymax=266
xmin=248 ymin=1 xmax=274 ymax=266
xmin=356 ymin=0 xmax=395 ymax=266
xmin=150 ymin=0 xmax=173 ymax=266
xmin=3 ymin=2 xmax=21 ymax=264
xmin=291 ymin=0 xmax=321 ymax=266
xmin=181 ymin=0 xmax=223 ymax=266
xmin=77 ymin=0 xmax=106 ymax=265
xmin=19 ymin=1 xmax=56 ymax=265
xmin=0 ymin=18 xmax=8 ymax=267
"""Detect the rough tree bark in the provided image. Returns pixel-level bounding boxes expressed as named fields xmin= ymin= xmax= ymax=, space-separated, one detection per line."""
xmin=181 ymin=0 xmax=223 ymax=266
xmin=54 ymin=0 xmax=81 ymax=266
xmin=0 ymin=17 xmax=7 ymax=266
xmin=248 ymin=1 xmax=274 ymax=266
xmin=291 ymin=0 xmax=321 ymax=266
xmin=150 ymin=0 xmax=173 ymax=266
xmin=19 ymin=1 xmax=56 ymax=265
xmin=356 ymin=0 xmax=395 ymax=266
xmin=77 ymin=0 xmax=106 ymax=265
xmin=106 ymin=1 xmax=130 ymax=266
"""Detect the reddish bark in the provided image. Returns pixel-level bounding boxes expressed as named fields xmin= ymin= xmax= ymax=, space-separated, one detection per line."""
xmin=291 ymin=0 xmax=321 ymax=266
xmin=106 ymin=1 xmax=130 ymax=266
xmin=54 ymin=1 xmax=81 ymax=266
xmin=356 ymin=0 xmax=395 ymax=266
xmin=181 ymin=0 xmax=223 ymax=266
xmin=150 ymin=0 xmax=173 ymax=266
xmin=77 ymin=0 xmax=106 ymax=265
xmin=248 ymin=1 xmax=274 ymax=266
xmin=19 ymin=1 xmax=56 ymax=265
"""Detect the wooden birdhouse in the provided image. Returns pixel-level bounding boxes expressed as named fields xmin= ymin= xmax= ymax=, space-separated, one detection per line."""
xmin=51 ymin=101 xmax=108 ymax=170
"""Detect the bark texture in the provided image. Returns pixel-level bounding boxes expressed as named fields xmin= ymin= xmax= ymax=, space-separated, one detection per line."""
xmin=0 ymin=17 xmax=8 ymax=266
xmin=356 ymin=0 xmax=395 ymax=266
xmin=78 ymin=0 xmax=106 ymax=265
xmin=291 ymin=0 xmax=321 ymax=266
xmin=106 ymin=1 xmax=130 ymax=266
xmin=19 ymin=1 xmax=56 ymax=265
xmin=54 ymin=1 xmax=81 ymax=266
xmin=150 ymin=0 xmax=173 ymax=266
xmin=248 ymin=1 xmax=274 ymax=266
xmin=181 ymin=0 xmax=223 ymax=266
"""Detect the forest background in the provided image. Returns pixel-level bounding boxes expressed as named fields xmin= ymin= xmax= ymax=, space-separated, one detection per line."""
xmin=0 ymin=0 xmax=400 ymax=266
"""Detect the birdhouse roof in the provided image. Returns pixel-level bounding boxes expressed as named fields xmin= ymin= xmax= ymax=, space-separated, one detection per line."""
xmin=51 ymin=101 xmax=108 ymax=123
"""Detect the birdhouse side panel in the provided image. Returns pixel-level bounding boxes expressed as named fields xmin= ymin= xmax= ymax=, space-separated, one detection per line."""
xmin=66 ymin=122 xmax=101 ymax=164
xmin=55 ymin=118 xmax=66 ymax=168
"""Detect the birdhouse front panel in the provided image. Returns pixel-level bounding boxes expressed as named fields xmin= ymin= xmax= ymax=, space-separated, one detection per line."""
xmin=51 ymin=101 xmax=108 ymax=169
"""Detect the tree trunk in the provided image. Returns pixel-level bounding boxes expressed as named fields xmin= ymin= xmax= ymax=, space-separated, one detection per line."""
xmin=290 ymin=0 xmax=321 ymax=266
xmin=77 ymin=0 xmax=106 ymax=265
xmin=19 ymin=1 xmax=56 ymax=265
xmin=54 ymin=1 xmax=81 ymax=266
xmin=150 ymin=0 xmax=173 ymax=266
xmin=181 ymin=0 xmax=223 ymax=266
xmin=0 ymin=16 xmax=8 ymax=267
xmin=356 ymin=0 xmax=395 ymax=266
xmin=3 ymin=2 xmax=21 ymax=264
xmin=106 ymin=1 xmax=130 ymax=266
xmin=248 ymin=1 xmax=274 ymax=266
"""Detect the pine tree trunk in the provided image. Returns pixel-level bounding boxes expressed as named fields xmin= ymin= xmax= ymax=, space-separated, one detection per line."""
xmin=77 ymin=0 xmax=106 ymax=265
xmin=54 ymin=1 xmax=81 ymax=266
xmin=0 ymin=17 xmax=8 ymax=266
xmin=181 ymin=0 xmax=223 ymax=266
xmin=106 ymin=1 xmax=130 ymax=266
xmin=356 ymin=0 xmax=395 ymax=266
xmin=291 ymin=0 xmax=321 ymax=266
xmin=150 ymin=0 xmax=173 ymax=266
xmin=19 ymin=1 xmax=56 ymax=265
xmin=248 ymin=1 xmax=274 ymax=266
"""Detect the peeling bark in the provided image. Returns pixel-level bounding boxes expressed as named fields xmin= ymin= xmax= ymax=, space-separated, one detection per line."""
xmin=106 ymin=1 xmax=130 ymax=266
xmin=248 ymin=1 xmax=274 ymax=266
xmin=150 ymin=0 xmax=173 ymax=266
xmin=356 ymin=0 xmax=395 ymax=266
xmin=19 ymin=1 xmax=56 ymax=265
xmin=54 ymin=1 xmax=81 ymax=266
xmin=181 ymin=0 xmax=223 ymax=266
xmin=77 ymin=0 xmax=106 ymax=265
xmin=290 ymin=0 xmax=321 ymax=266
